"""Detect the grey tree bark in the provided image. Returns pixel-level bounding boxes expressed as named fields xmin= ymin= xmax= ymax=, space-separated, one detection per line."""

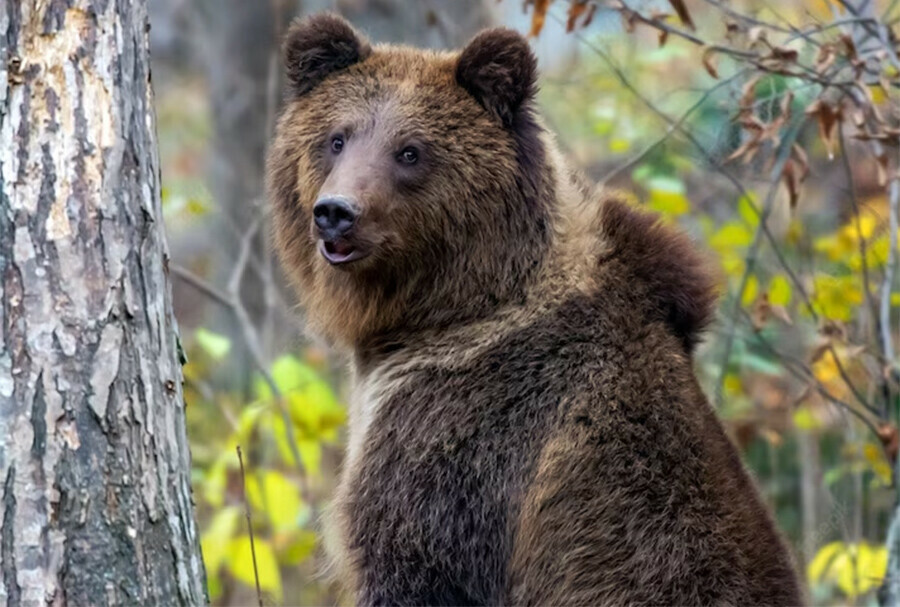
xmin=0 ymin=1 xmax=206 ymax=605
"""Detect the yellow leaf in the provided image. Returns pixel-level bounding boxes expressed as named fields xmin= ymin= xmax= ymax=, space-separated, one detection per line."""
xmin=246 ymin=471 xmax=304 ymax=532
xmin=863 ymin=443 xmax=893 ymax=484
xmin=808 ymin=541 xmax=888 ymax=597
xmin=769 ymin=275 xmax=792 ymax=306
xmin=194 ymin=328 xmax=231 ymax=360
xmin=299 ymin=440 xmax=322 ymax=479
xmin=808 ymin=541 xmax=844 ymax=583
xmin=723 ymin=374 xmax=742 ymax=397
xmin=203 ymin=459 xmax=228 ymax=508
xmin=645 ymin=177 xmax=689 ymax=217
xmin=793 ymin=406 xmax=822 ymax=431
xmin=227 ymin=536 xmax=282 ymax=601
xmin=282 ymin=530 xmax=317 ymax=565
xmin=812 ymin=349 xmax=840 ymax=385
xmin=812 ymin=275 xmax=863 ymax=322
xmin=201 ymin=506 xmax=241 ymax=575
xmin=711 ymin=222 xmax=754 ymax=253
xmin=737 ymin=193 xmax=759 ymax=227
xmin=741 ymin=275 xmax=759 ymax=307
xmin=608 ymin=138 xmax=631 ymax=153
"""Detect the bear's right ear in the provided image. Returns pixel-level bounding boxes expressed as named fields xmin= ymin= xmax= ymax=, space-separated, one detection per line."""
xmin=456 ymin=28 xmax=538 ymax=127
xmin=283 ymin=13 xmax=371 ymax=97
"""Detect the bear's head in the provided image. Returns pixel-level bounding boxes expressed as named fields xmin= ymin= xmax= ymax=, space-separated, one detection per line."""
xmin=267 ymin=14 xmax=554 ymax=348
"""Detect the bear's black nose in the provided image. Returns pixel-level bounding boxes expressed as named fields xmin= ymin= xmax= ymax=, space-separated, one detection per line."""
xmin=313 ymin=197 xmax=358 ymax=239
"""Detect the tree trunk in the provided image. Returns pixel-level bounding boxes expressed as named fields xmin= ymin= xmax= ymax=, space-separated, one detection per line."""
xmin=0 ymin=2 xmax=206 ymax=605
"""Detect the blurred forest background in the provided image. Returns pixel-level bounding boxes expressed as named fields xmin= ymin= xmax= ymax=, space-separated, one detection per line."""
xmin=147 ymin=0 xmax=900 ymax=604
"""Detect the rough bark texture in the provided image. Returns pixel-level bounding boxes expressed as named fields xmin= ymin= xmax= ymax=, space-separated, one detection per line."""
xmin=0 ymin=2 xmax=206 ymax=605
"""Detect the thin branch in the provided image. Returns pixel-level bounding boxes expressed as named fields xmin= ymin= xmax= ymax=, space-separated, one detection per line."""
xmin=884 ymin=170 xmax=899 ymax=371
xmin=170 ymin=264 xmax=232 ymax=308
xmin=741 ymin=311 xmax=882 ymax=437
xmin=555 ymin=9 xmax=820 ymax=337
xmin=617 ymin=1 xmax=760 ymax=59
xmin=237 ymin=445 xmax=264 ymax=607
xmin=173 ymin=231 xmax=308 ymax=492
xmin=600 ymin=69 xmax=750 ymax=186
xmin=715 ymin=117 xmax=806 ymax=407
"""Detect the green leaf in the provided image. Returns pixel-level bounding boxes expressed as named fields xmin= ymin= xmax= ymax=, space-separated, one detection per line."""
xmin=282 ymin=530 xmax=317 ymax=565
xmin=737 ymin=351 xmax=782 ymax=376
xmin=194 ymin=328 xmax=231 ymax=360
xmin=227 ymin=535 xmax=282 ymax=601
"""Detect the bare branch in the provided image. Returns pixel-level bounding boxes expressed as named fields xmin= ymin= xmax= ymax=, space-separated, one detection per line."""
xmin=237 ymin=445 xmax=264 ymax=607
xmin=715 ymin=117 xmax=806 ymax=407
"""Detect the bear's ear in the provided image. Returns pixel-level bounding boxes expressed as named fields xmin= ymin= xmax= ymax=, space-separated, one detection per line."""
xmin=283 ymin=13 xmax=371 ymax=97
xmin=456 ymin=28 xmax=538 ymax=127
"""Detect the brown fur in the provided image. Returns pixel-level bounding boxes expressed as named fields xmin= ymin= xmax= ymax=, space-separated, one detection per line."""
xmin=267 ymin=14 xmax=803 ymax=606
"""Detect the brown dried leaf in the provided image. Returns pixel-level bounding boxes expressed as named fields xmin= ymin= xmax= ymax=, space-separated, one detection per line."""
xmin=819 ymin=319 xmax=847 ymax=341
xmin=770 ymin=304 xmax=793 ymax=325
xmin=667 ymin=0 xmax=695 ymax=30
xmin=622 ymin=9 xmax=637 ymax=33
xmin=748 ymin=26 xmax=767 ymax=47
xmin=792 ymin=143 xmax=810 ymax=182
xmin=840 ymin=34 xmax=857 ymax=60
xmin=702 ymin=46 xmax=719 ymax=79
xmin=780 ymin=91 xmax=794 ymax=122
xmin=878 ymin=423 xmax=900 ymax=463
xmin=816 ymin=44 xmax=837 ymax=73
xmin=659 ymin=28 xmax=669 ymax=47
xmin=751 ymin=293 xmax=771 ymax=330
xmin=739 ymin=75 xmax=762 ymax=109
xmin=582 ymin=3 xmax=598 ymax=27
xmin=805 ymin=100 xmax=842 ymax=159
xmin=876 ymin=152 xmax=889 ymax=187
xmin=566 ymin=0 xmax=590 ymax=32
xmin=770 ymin=46 xmax=799 ymax=62
xmin=529 ymin=0 xmax=552 ymax=37
xmin=782 ymin=159 xmax=802 ymax=209
xmin=845 ymin=344 xmax=866 ymax=359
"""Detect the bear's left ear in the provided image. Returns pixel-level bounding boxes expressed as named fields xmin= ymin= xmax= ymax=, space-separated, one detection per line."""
xmin=283 ymin=13 xmax=371 ymax=97
xmin=456 ymin=28 xmax=538 ymax=127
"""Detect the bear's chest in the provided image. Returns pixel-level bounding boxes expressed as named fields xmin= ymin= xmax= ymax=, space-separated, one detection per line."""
xmin=338 ymin=358 xmax=562 ymax=605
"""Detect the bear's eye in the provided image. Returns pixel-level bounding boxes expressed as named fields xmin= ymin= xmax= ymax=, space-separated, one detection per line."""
xmin=330 ymin=135 xmax=344 ymax=154
xmin=398 ymin=146 xmax=419 ymax=165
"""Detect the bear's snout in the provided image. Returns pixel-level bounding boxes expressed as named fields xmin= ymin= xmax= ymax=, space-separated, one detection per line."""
xmin=314 ymin=196 xmax=359 ymax=240
xmin=313 ymin=196 xmax=371 ymax=266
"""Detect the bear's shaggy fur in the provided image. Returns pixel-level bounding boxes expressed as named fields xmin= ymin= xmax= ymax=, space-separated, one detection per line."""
xmin=267 ymin=13 xmax=803 ymax=606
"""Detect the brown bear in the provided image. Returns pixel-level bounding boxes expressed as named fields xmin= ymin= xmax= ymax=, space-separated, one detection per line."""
xmin=266 ymin=13 xmax=803 ymax=606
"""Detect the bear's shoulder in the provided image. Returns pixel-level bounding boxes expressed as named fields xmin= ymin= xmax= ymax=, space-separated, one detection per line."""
xmin=597 ymin=196 xmax=718 ymax=353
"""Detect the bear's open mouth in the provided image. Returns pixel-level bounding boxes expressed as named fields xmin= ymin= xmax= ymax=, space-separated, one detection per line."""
xmin=319 ymin=239 xmax=369 ymax=266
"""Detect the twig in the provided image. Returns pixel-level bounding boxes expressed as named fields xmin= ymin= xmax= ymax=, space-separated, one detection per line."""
xmin=741 ymin=311 xmax=882 ymax=437
xmin=600 ymin=69 xmax=750 ymax=186
xmin=883 ymin=170 xmax=899 ymax=375
xmin=617 ymin=0 xmax=760 ymax=59
xmin=715 ymin=116 xmax=805 ymax=407
xmin=171 ymin=264 xmax=232 ymax=308
xmin=237 ymin=445 xmax=264 ymax=607
xmin=173 ymin=228 xmax=308 ymax=489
